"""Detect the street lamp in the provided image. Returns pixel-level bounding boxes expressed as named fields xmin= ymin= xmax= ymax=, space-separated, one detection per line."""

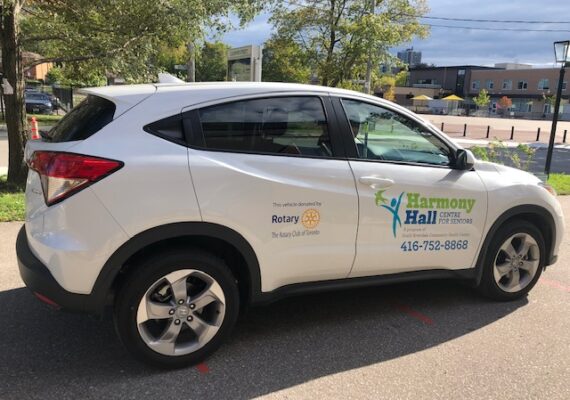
xmin=545 ymin=40 xmax=570 ymax=177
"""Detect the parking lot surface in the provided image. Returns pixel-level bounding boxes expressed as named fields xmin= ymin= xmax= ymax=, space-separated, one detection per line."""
xmin=0 ymin=198 xmax=568 ymax=400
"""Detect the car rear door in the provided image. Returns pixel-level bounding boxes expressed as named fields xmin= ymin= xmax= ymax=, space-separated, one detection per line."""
xmin=330 ymin=95 xmax=488 ymax=278
xmin=183 ymin=94 xmax=358 ymax=292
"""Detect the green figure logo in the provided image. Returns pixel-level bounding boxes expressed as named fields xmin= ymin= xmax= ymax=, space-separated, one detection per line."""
xmin=376 ymin=190 xmax=404 ymax=237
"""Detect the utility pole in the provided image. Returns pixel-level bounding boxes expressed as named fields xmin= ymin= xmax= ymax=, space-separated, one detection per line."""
xmin=364 ymin=0 xmax=375 ymax=94
xmin=186 ymin=42 xmax=196 ymax=82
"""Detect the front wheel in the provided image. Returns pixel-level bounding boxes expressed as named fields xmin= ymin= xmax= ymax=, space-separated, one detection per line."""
xmin=477 ymin=220 xmax=545 ymax=301
xmin=114 ymin=249 xmax=239 ymax=368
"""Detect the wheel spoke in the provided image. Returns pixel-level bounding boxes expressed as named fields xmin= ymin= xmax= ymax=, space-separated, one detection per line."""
xmin=138 ymin=300 xmax=173 ymax=323
xmin=186 ymin=315 xmax=219 ymax=345
xmin=509 ymin=269 xmax=521 ymax=290
xmin=191 ymin=281 xmax=225 ymax=310
xmin=520 ymin=260 xmax=538 ymax=273
xmin=501 ymin=241 xmax=517 ymax=259
xmin=518 ymin=235 xmax=532 ymax=257
xmin=150 ymin=320 xmax=182 ymax=355
xmin=495 ymin=262 xmax=512 ymax=277
xmin=165 ymin=271 xmax=189 ymax=304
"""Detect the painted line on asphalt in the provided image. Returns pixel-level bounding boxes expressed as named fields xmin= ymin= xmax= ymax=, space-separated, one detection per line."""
xmin=540 ymin=278 xmax=570 ymax=293
xmin=196 ymin=362 xmax=210 ymax=374
xmin=389 ymin=302 xmax=434 ymax=325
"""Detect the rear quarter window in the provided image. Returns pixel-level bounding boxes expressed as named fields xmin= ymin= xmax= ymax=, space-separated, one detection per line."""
xmin=47 ymin=95 xmax=116 ymax=142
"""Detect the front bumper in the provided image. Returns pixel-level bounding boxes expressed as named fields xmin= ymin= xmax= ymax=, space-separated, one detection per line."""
xmin=16 ymin=226 xmax=96 ymax=313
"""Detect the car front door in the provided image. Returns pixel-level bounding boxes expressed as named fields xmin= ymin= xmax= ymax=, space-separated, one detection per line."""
xmin=184 ymin=94 xmax=358 ymax=292
xmin=332 ymin=96 xmax=488 ymax=278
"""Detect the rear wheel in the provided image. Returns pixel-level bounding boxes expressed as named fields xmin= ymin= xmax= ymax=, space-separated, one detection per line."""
xmin=114 ymin=249 xmax=239 ymax=368
xmin=478 ymin=220 xmax=545 ymax=301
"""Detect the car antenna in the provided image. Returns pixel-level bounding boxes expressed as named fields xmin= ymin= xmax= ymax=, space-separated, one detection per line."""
xmin=157 ymin=73 xmax=185 ymax=84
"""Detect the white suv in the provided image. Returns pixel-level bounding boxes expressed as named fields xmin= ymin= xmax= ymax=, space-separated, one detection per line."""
xmin=17 ymin=82 xmax=564 ymax=368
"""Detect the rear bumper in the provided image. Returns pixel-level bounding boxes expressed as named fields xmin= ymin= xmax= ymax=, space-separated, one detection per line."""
xmin=16 ymin=226 xmax=100 ymax=314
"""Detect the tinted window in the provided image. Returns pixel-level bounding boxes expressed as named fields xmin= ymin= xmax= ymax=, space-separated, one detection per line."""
xmin=145 ymin=117 xmax=185 ymax=144
xmin=198 ymin=97 xmax=332 ymax=157
xmin=342 ymin=99 xmax=451 ymax=166
xmin=48 ymin=95 xmax=115 ymax=142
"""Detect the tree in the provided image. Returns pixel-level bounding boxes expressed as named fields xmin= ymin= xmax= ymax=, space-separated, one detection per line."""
xmin=473 ymin=89 xmax=491 ymax=110
xmin=498 ymin=96 xmax=512 ymax=115
xmin=1 ymin=0 xmax=263 ymax=186
xmin=262 ymin=36 xmax=311 ymax=83
xmin=270 ymin=0 xmax=428 ymax=88
xmin=154 ymin=43 xmax=189 ymax=79
xmin=394 ymin=70 xmax=408 ymax=87
xmin=376 ymin=74 xmax=396 ymax=101
xmin=196 ymin=42 xmax=229 ymax=82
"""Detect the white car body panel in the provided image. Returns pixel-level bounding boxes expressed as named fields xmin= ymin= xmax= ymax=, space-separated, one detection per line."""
xmin=348 ymin=161 xmax=488 ymax=277
xmin=187 ymin=149 xmax=358 ymax=291
xmin=474 ymin=162 xmax=564 ymax=258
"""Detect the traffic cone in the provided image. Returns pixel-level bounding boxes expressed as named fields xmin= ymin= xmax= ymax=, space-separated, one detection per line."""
xmin=30 ymin=116 xmax=40 ymax=140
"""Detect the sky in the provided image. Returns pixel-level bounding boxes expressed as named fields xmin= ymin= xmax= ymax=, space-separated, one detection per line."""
xmin=221 ymin=0 xmax=570 ymax=67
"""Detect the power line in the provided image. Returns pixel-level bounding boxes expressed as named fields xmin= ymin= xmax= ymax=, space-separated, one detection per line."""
xmin=422 ymin=23 xmax=570 ymax=33
xmin=414 ymin=15 xmax=570 ymax=25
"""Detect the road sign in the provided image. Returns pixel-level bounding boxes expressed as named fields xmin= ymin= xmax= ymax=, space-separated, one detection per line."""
xmin=227 ymin=45 xmax=262 ymax=82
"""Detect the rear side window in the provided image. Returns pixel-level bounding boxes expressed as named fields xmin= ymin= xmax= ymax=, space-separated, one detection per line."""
xmin=144 ymin=116 xmax=185 ymax=145
xmin=197 ymin=97 xmax=332 ymax=158
xmin=48 ymin=95 xmax=115 ymax=142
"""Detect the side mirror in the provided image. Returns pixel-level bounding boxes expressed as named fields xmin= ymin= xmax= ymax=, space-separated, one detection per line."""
xmin=454 ymin=148 xmax=475 ymax=170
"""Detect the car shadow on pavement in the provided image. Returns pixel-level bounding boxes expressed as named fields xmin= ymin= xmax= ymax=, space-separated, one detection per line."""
xmin=0 ymin=281 xmax=527 ymax=400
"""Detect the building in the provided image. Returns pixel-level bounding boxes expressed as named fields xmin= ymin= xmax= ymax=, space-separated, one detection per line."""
xmin=397 ymin=48 xmax=422 ymax=68
xmin=22 ymin=52 xmax=53 ymax=81
xmin=408 ymin=65 xmax=500 ymax=100
xmin=494 ymin=62 xmax=533 ymax=70
xmin=468 ymin=67 xmax=568 ymax=118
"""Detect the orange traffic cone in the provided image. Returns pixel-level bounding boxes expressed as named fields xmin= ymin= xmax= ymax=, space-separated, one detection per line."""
xmin=30 ymin=116 xmax=40 ymax=140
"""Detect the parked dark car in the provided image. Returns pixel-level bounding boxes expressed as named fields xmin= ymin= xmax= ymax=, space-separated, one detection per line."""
xmin=25 ymin=92 xmax=53 ymax=114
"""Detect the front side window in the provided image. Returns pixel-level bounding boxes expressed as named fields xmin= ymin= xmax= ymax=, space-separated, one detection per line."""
xmin=517 ymin=80 xmax=528 ymax=90
xmin=197 ymin=97 xmax=332 ymax=157
xmin=502 ymin=80 xmax=512 ymax=90
xmin=341 ymin=99 xmax=451 ymax=166
xmin=486 ymin=80 xmax=494 ymax=89
xmin=471 ymin=80 xmax=480 ymax=90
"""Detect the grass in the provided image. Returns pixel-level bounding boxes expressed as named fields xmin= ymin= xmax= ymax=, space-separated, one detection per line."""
xmin=548 ymin=173 xmax=570 ymax=195
xmin=0 ymin=176 xmax=25 ymax=222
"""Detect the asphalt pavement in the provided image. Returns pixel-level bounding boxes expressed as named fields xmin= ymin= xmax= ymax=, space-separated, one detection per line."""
xmin=0 ymin=198 xmax=569 ymax=399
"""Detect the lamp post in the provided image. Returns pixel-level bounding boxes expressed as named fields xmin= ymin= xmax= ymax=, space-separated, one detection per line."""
xmin=545 ymin=40 xmax=570 ymax=177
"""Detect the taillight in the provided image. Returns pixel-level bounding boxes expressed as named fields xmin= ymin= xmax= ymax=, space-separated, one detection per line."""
xmin=28 ymin=151 xmax=123 ymax=206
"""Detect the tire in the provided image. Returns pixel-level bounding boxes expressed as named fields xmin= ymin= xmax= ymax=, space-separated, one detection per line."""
xmin=114 ymin=248 xmax=239 ymax=369
xmin=477 ymin=220 xmax=545 ymax=301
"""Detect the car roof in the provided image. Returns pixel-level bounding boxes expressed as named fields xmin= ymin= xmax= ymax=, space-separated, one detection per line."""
xmin=82 ymin=82 xmax=386 ymax=117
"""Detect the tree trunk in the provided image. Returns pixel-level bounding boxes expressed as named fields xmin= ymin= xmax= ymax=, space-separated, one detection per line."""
xmin=1 ymin=2 xmax=28 ymax=187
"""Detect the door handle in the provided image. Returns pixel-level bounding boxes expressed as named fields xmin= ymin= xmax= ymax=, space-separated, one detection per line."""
xmin=358 ymin=176 xmax=394 ymax=189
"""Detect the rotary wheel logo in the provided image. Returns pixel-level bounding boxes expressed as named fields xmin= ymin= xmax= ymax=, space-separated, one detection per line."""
xmin=301 ymin=209 xmax=320 ymax=229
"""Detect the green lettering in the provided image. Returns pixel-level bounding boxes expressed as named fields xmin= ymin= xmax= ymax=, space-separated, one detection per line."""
xmin=466 ymin=199 xmax=476 ymax=213
xmin=435 ymin=198 xmax=449 ymax=209
xmin=407 ymin=193 xmax=420 ymax=209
